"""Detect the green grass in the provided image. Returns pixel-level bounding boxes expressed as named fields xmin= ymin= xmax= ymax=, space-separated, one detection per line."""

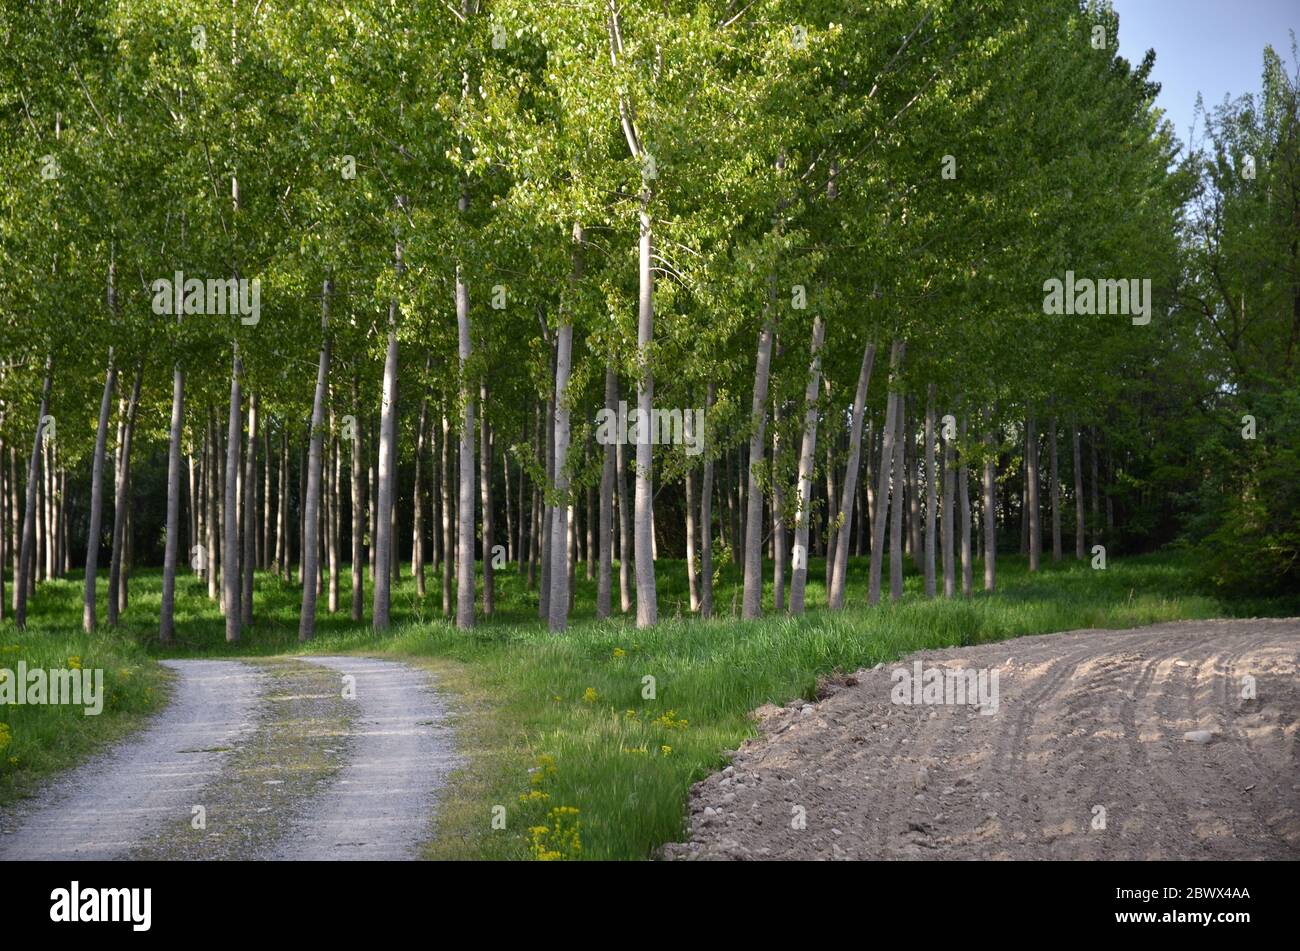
xmin=2 ymin=550 xmax=1295 ymax=858
xmin=0 ymin=577 xmax=172 ymax=807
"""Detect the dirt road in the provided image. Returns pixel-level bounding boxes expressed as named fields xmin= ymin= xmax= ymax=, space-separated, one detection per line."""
xmin=665 ymin=618 xmax=1300 ymax=860
xmin=0 ymin=656 xmax=455 ymax=861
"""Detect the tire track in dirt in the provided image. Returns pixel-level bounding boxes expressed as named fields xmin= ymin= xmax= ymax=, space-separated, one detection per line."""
xmin=665 ymin=618 xmax=1300 ymax=861
xmin=268 ymin=656 xmax=459 ymax=860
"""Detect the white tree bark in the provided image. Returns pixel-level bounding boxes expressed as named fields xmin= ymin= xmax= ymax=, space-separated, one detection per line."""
xmin=373 ymin=305 xmax=398 ymax=628
xmin=1026 ymin=413 xmax=1040 ymax=571
xmin=597 ymin=366 xmax=617 ymax=619
xmin=741 ymin=314 xmax=775 ymax=619
xmin=788 ymin=315 xmax=825 ymax=614
xmin=223 ymin=351 xmax=242 ymax=643
xmin=983 ymin=409 xmax=997 ymax=592
xmin=890 ymin=391 xmax=907 ymax=601
xmin=828 ymin=341 xmax=875 ymax=609
xmin=15 ymin=359 xmax=52 ymax=630
xmin=241 ymin=391 xmax=258 ymax=625
xmin=160 ymin=361 xmax=184 ymax=642
xmin=84 ymin=351 xmax=115 ymax=632
xmin=923 ymin=384 xmax=937 ymax=597
xmin=108 ymin=363 xmax=141 ymax=629
xmin=699 ymin=383 xmax=716 ymax=618
xmin=868 ymin=341 xmax=904 ymax=605
xmin=548 ymin=322 xmax=573 ymax=632
xmin=633 ymin=204 xmax=657 ymax=627
xmin=456 ymin=263 xmax=476 ymax=629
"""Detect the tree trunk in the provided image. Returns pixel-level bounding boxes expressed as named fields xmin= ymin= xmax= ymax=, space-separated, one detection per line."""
xmin=923 ymin=385 xmax=937 ymax=598
xmin=633 ymin=203 xmax=658 ymax=628
xmin=597 ymin=367 xmax=617 ymax=619
xmin=958 ymin=416 xmax=973 ymax=597
xmin=585 ymin=445 xmax=595 ymax=582
xmin=328 ymin=425 xmax=340 ymax=613
xmin=15 ymin=358 xmax=52 ymax=629
xmin=789 ymin=315 xmax=825 ymax=613
xmin=373 ymin=303 xmax=398 ymax=629
xmin=1026 ymin=414 xmax=1040 ymax=571
xmin=242 ymin=391 xmax=258 ymax=625
xmin=84 ymin=351 xmax=115 ymax=632
xmin=223 ymin=351 xmax=242 ymax=643
xmin=741 ymin=313 xmax=775 ymax=619
xmin=300 ymin=281 xmax=332 ymax=640
xmin=351 ymin=374 xmax=365 ymax=621
xmin=190 ymin=448 xmax=199 ymax=574
xmin=9 ymin=446 xmax=19 ymax=615
xmin=1049 ymin=414 xmax=1061 ymax=562
xmin=504 ymin=437 xmax=514 ymax=566
xmin=907 ymin=408 xmax=922 ymax=572
xmin=941 ymin=403 xmax=955 ymax=598
xmin=890 ymin=392 xmax=907 ymax=601
xmin=430 ymin=415 xmax=441 ymax=576
xmin=566 ymin=498 xmax=576 ymax=613
xmin=699 ymin=383 xmax=716 ymax=618
xmin=983 ymin=410 xmax=997 ymax=592
xmin=456 ymin=266 xmax=476 ymax=630
xmin=480 ymin=383 xmax=495 ymax=616
xmin=37 ymin=438 xmax=46 ymax=583
xmin=368 ymin=416 xmax=377 ymax=583
xmin=548 ymin=320 xmax=573 ymax=631
xmin=160 ymin=361 xmax=184 ymax=643
xmin=823 ymin=415 xmax=837 ymax=595
xmin=441 ymin=412 xmax=453 ymax=617
xmin=868 ymin=341 xmax=904 ymax=605
xmin=107 ymin=363 xmax=141 ymax=628
xmin=615 ymin=430 xmax=632 ymax=614
xmin=278 ymin=428 xmax=290 ymax=579
xmin=539 ymin=382 xmax=553 ymax=618
xmin=262 ymin=427 xmax=271 ymax=570
xmin=1074 ymin=419 xmax=1085 ymax=559
xmin=207 ymin=410 xmax=220 ymax=601
xmin=413 ymin=378 xmax=429 ymax=598
xmin=828 ymin=341 xmax=875 ymax=609
xmin=769 ymin=413 xmax=784 ymax=613
xmin=1090 ymin=426 xmax=1100 ymax=545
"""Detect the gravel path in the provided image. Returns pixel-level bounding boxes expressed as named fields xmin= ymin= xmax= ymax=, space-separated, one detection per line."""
xmin=666 ymin=618 xmax=1300 ymax=861
xmin=0 ymin=660 xmax=265 ymax=860
xmin=0 ymin=655 xmax=457 ymax=862
xmin=268 ymin=656 xmax=458 ymax=861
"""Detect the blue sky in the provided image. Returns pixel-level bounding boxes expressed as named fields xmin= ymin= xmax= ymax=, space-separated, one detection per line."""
xmin=1112 ymin=0 xmax=1297 ymax=150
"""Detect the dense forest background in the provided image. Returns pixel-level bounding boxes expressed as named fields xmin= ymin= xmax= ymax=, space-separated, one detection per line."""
xmin=0 ymin=0 xmax=1296 ymax=645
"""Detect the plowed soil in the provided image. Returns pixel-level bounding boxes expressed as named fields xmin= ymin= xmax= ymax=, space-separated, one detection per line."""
xmin=664 ymin=618 xmax=1300 ymax=861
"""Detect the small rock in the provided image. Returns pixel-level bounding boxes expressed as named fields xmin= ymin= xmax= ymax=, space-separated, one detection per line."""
xmin=1183 ymin=730 xmax=1215 ymax=744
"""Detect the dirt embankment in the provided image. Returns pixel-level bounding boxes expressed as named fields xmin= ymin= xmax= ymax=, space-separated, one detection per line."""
xmin=665 ymin=618 xmax=1300 ymax=861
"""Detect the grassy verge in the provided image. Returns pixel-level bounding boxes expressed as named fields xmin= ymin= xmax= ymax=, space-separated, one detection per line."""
xmin=3 ymin=551 xmax=1295 ymax=858
xmin=0 ymin=578 xmax=172 ymax=808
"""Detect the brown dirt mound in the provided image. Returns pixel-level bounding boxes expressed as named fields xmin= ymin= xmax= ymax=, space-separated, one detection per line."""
xmin=663 ymin=618 xmax=1300 ymax=861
